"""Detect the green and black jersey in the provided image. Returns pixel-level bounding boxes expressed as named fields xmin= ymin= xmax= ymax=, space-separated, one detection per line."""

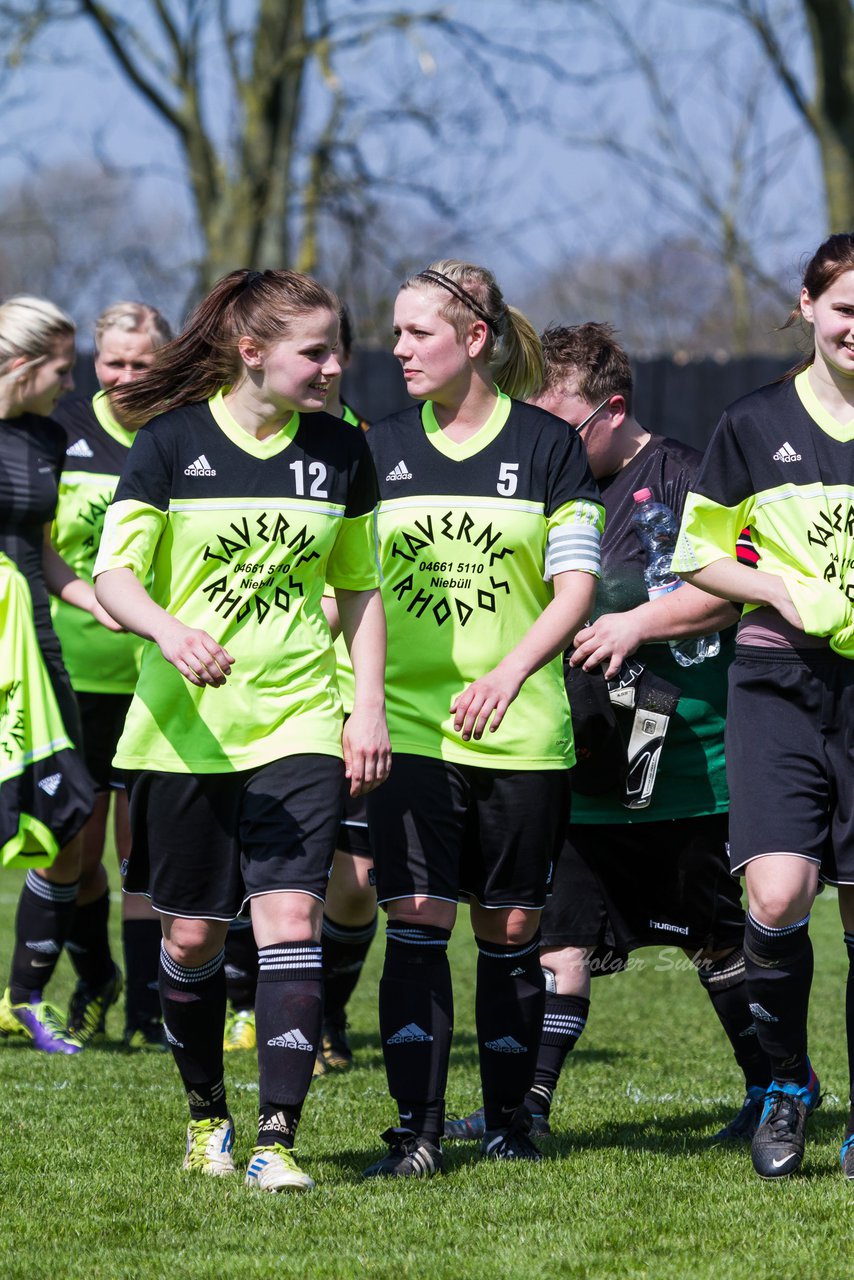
xmin=51 ymin=392 xmax=144 ymax=693
xmin=93 ymin=391 xmax=379 ymax=773
xmin=368 ymin=394 xmax=604 ymax=769
xmin=674 ymin=371 xmax=854 ymax=656
xmin=330 ymin=401 xmax=370 ymax=714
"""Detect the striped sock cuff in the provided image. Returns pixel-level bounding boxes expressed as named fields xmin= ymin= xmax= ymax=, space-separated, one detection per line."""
xmin=322 ymin=915 xmax=378 ymax=946
xmin=747 ymin=911 xmax=810 ymax=937
xmin=474 ymin=933 xmax=541 ymax=962
xmin=25 ymin=871 xmax=79 ymax=904
xmin=696 ymin=947 xmax=746 ymax=991
xmin=257 ymin=942 xmax=322 ymax=982
xmin=385 ymin=924 xmax=450 ymax=949
xmin=159 ymin=943 xmax=224 ymax=986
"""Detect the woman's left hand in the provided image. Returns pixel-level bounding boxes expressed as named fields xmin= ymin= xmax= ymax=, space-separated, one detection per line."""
xmin=342 ymin=705 xmax=392 ymax=797
xmin=451 ymin=664 xmax=523 ymax=741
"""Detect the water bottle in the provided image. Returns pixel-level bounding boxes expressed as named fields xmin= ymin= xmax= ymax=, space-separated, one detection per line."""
xmin=631 ymin=487 xmax=720 ymax=667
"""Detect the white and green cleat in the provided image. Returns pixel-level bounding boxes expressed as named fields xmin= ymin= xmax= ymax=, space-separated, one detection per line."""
xmin=245 ymin=1145 xmax=315 ymax=1192
xmin=183 ymin=1115 xmax=236 ymax=1176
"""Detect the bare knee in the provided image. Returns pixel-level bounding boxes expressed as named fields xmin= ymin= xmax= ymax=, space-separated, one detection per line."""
xmin=469 ymin=904 xmax=540 ymax=946
xmin=161 ymin=916 xmax=226 ymax=967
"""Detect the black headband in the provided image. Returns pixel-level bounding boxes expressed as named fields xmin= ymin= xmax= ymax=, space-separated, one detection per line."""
xmin=416 ymin=269 xmax=499 ymax=335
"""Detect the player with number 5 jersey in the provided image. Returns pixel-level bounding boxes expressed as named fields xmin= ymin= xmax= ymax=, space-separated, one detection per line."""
xmin=362 ymin=259 xmax=603 ymax=1179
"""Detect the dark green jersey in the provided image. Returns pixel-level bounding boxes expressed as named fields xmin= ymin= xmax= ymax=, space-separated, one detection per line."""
xmin=368 ymin=394 xmax=603 ymax=769
xmin=51 ymin=392 xmax=144 ymax=693
xmin=674 ymin=371 xmax=854 ymax=656
xmin=94 ymin=391 xmax=379 ymax=773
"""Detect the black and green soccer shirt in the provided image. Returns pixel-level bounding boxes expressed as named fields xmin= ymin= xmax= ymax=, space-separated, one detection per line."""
xmin=674 ymin=371 xmax=854 ymax=656
xmin=571 ymin=435 xmax=731 ymax=824
xmin=368 ymin=394 xmax=604 ymax=769
xmin=51 ymin=392 xmax=144 ymax=693
xmin=330 ymin=402 xmax=369 ymax=715
xmin=93 ymin=391 xmax=380 ymax=773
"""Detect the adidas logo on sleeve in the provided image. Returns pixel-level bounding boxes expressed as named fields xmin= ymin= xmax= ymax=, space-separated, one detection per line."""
xmin=184 ymin=454 xmax=217 ymax=476
xmin=37 ymin=773 xmax=62 ymax=796
xmin=66 ymin=438 xmax=95 ymax=458
xmin=772 ymin=441 xmax=802 ymax=462
xmin=386 ymin=459 xmax=412 ymax=481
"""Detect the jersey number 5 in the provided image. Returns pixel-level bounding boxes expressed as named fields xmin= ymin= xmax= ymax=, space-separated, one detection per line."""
xmin=290 ymin=459 xmax=328 ymax=498
xmin=497 ymin=462 xmax=518 ymax=496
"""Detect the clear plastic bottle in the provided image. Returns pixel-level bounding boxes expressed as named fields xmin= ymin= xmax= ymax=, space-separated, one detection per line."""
xmin=631 ymin=487 xmax=720 ymax=667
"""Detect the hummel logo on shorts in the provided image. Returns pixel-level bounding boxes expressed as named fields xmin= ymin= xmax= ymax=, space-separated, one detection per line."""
xmin=66 ymin=438 xmax=94 ymax=458
xmin=37 ymin=773 xmax=62 ymax=796
xmin=772 ymin=441 xmax=802 ymax=462
xmin=267 ymin=1028 xmax=313 ymax=1050
xmin=387 ymin=1022 xmax=433 ymax=1044
xmin=386 ymin=459 xmax=412 ymax=481
xmin=484 ymin=1035 xmax=527 ymax=1053
xmin=184 ymin=454 xmax=217 ymax=476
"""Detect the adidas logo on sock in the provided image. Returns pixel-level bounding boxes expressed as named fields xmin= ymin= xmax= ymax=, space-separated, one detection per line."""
xmin=387 ymin=1022 xmax=433 ymax=1044
xmin=164 ymin=1023 xmax=184 ymax=1048
xmin=66 ymin=438 xmax=94 ymax=458
xmin=509 ymin=966 xmax=525 ymax=977
xmin=25 ymin=939 xmax=61 ymax=954
xmin=37 ymin=773 xmax=62 ymax=796
xmin=386 ymin=459 xmax=412 ymax=481
xmin=267 ymin=1028 xmax=313 ymax=1050
xmin=484 ymin=1035 xmax=527 ymax=1053
xmin=772 ymin=441 xmax=802 ymax=462
xmin=184 ymin=453 xmax=217 ymax=476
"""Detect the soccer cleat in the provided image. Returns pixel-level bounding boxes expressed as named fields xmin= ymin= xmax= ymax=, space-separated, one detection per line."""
xmin=362 ymin=1127 xmax=444 ymax=1178
xmin=444 ymin=1105 xmax=551 ymax=1141
xmin=0 ymin=989 xmax=82 ymax=1054
xmin=312 ymin=1051 xmax=327 ymax=1078
xmin=841 ymin=1134 xmax=854 ymax=1179
xmin=124 ymin=1019 xmax=168 ymax=1052
xmin=750 ymin=1064 xmax=821 ymax=1179
xmin=67 ymin=964 xmax=123 ymax=1045
xmin=481 ymin=1107 xmax=543 ymax=1162
xmin=223 ymin=1007 xmax=256 ymax=1052
xmin=245 ymin=1146 xmax=315 ymax=1191
xmin=709 ymin=1084 xmax=767 ymax=1143
xmin=183 ymin=1115 xmax=236 ymax=1176
xmin=319 ymin=1011 xmax=353 ymax=1071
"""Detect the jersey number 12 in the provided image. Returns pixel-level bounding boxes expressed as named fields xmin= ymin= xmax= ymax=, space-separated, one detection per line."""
xmin=290 ymin=459 xmax=328 ymax=498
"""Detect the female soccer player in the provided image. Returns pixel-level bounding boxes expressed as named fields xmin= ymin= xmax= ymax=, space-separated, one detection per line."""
xmin=94 ymin=269 xmax=389 ymax=1193
xmin=362 ymin=260 xmax=604 ymax=1176
xmin=673 ymin=232 xmax=854 ymax=1179
xmin=0 ymin=295 xmax=119 ymax=1052
xmin=52 ymin=301 xmax=173 ymax=1049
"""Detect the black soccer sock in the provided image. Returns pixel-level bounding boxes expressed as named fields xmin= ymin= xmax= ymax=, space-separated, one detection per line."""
xmin=379 ymin=923 xmax=453 ymax=1145
xmin=743 ymin=911 xmax=813 ymax=1086
xmin=526 ymin=991 xmax=590 ymax=1118
xmin=224 ymin=917 xmax=259 ymax=1011
xmin=158 ymin=943 xmax=228 ymax=1121
xmin=122 ymin=918 xmax=164 ymax=1028
xmin=255 ymin=941 xmax=324 ymax=1150
xmin=322 ymin=912 xmax=377 ymax=1020
xmin=696 ymin=947 xmax=772 ymax=1090
xmin=475 ymin=933 xmax=545 ymax=1131
xmin=65 ymin=888 xmax=115 ymax=988
xmin=844 ymin=932 xmax=854 ymax=1136
xmin=9 ymin=872 xmax=80 ymax=1002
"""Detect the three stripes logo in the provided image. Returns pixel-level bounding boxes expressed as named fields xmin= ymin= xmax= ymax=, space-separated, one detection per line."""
xmin=386 ymin=459 xmax=412 ymax=481
xmin=66 ymin=438 xmax=94 ymax=458
xmin=184 ymin=453 xmax=217 ymax=476
xmin=387 ymin=1022 xmax=433 ymax=1044
xmin=37 ymin=773 xmax=62 ymax=796
xmin=484 ymin=1035 xmax=527 ymax=1053
xmin=772 ymin=441 xmax=802 ymax=462
xmin=267 ymin=1028 xmax=313 ymax=1051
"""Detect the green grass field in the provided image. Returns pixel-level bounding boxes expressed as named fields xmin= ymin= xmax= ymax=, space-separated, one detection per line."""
xmin=0 ymin=858 xmax=849 ymax=1280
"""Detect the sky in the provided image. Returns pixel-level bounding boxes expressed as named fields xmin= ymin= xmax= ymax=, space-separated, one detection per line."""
xmin=0 ymin=0 xmax=825 ymax=347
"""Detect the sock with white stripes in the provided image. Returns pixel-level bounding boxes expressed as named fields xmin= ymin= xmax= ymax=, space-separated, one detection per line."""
xmin=9 ymin=872 xmax=80 ymax=1002
xmin=743 ymin=911 xmax=813 ymax=1086
xmin=696 ymin=946 xmax=771 ymax=1090
xmin=224 ymin=917 xmax=259 ymax=1010
xmin=158 ymin=943 xmax=228 ymax=1121
xmin=255 ymin=941 xmax=324 ymax=1149
xmin=379 ymin=923 xmax=453 ymax=1145
xmin=525 ymin=993 xmax=590 ymax=1118
xmin=844 ymin=932 xmax=854 ymax=1135
xmin=475 ymin=933 xmax=545 ymax=1131
xmin=322 ymin=913 xmax=377 ymax=1020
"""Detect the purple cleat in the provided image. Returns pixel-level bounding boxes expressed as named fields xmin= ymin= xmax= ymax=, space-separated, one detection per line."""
xmin=0 ymin=988 xmax=83 ymax=1054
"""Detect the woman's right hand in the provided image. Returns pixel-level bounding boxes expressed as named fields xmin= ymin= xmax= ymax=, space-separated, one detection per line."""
xmin=156 ymin=618 xmax=234 ymax=687
xmin=764 ymin=574 xmax=805 ymax=631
